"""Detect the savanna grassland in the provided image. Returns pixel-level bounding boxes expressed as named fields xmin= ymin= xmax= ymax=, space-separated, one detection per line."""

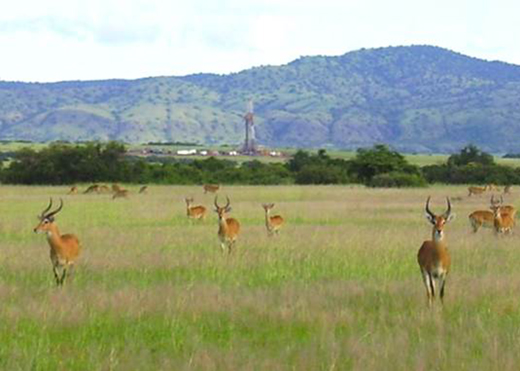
xmin=1 ymin=184 xmax=520 ymax=370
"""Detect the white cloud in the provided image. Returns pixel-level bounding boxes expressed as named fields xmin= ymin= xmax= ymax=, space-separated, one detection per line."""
xmin=0 ymin=0 xmax=519 ymax=82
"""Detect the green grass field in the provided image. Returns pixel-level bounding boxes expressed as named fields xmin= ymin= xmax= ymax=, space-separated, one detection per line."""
xmin=1 ymin=184 xmax=520 ymax=370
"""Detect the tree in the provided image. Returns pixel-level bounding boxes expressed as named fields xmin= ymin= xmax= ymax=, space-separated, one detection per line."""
xmin=447 ymin=144 xmax=494 ymax=167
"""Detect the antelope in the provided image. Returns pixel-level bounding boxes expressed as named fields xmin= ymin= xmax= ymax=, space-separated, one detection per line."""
xmin=490 ymin=195 xmax=515 ymax=235
xmin=203 ymin=184 xmax=220 ymax=194
xmin=487 ymin=183 xmax=500 ymax=192
xmin=468 ymin=185 xmax=488 ymax=197
xmin=214 ymin=196 xmax=240 ymax=253
xmin=67 ymin=186 xmax=78 ymax=195
xmin=112 ymin=189 xmax=129 ymax=199
xmin=139 ymin=185 xmax=148 ymax=194
xmin=33 ymin=198 xmax=81 ymax=286
xmin=112 ymin=184 xmax=123 ymax=193
xmin=185 ymin=197 xmax=207 ymax=220
xmin=503 ymin=185 xmax=512 ymax=195
xmin=468 ymin=209 xmax=494 ymax=233
xmin=262 ymin=203 xmax=284 ymax=236
xmin=417 ymin=197 xmax=453 ymax=306
xmin=98 ymin=185 xmax=111 ymax=194
xmin=84 ymin=184 xmax=100 ymax=194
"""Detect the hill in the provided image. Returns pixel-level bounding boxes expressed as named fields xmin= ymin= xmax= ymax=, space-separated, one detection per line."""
xmin=2 ymin=45 xmax=520 ymax=153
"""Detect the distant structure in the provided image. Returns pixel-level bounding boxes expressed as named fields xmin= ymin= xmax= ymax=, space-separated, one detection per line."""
xmin=241 ymin=99 xmax=258 ymax=155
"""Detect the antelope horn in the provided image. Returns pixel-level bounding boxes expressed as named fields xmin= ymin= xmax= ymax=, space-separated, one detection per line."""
xmin=225 ymin=196 xmax=230 ymax=209
xmin=214 ymin=196 xmax=220 ymax=208
xmin=444 ymin=197 xmax=452 ymax=218
xmin=425 ymin=196 xmax=435 ymax=219
xmin=40 ymin=198 xmax=53 ymax=218
xmin=46 ymin=198 xmax=63 ymax=219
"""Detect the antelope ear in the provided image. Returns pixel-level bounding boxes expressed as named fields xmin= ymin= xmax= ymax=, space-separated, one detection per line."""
xmin=425 ymin=213 xmax=436 ymax=224
xmin=446 ymin=213 xmax=456 ymax=223
xmin=226 ymin=206 xmax=232 ymax=213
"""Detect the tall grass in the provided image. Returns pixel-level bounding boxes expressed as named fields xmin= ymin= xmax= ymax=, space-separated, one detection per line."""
xmin=1 ymin=184 xmax=519 ymax=370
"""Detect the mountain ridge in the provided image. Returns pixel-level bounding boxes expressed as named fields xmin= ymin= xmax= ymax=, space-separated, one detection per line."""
xmin=1 ymin=45 xmax=520 ymax=153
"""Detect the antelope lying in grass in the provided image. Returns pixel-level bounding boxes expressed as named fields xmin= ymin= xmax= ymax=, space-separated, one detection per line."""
xmin=185 ymin=197 xmax=207 ymax=220
xmin=33 ymin=198 xmax=81 ymax=286
xmin=490 ymin=195 xmax=515 ymax=235
xmin=418 ymin=197 xmax=453 ymax=306
xmin=262 ymin=203 xmax=284 ymax=236
xmin=214 ymin=196 xmax=240 ymax=253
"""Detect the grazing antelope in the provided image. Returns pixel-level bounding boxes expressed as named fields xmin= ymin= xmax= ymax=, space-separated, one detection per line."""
xmin=262 ymin=203 xmax=284 ymax=236
xmin=185 ymin=197 xmax=207 ymax=220
xmin=214 ymin=196 xmax=240 ymax=253
xmin=112 ymin=189 xmax=129 ymax=199
xmin=139 ymin=185 xmax=148 ymax=194
xmin=84 ymin=184 xmax=100 ymax=194
xmin=468 ymin=185 xmax=488 ymax=197
xmin=490 ymin=195 xmax=515 ymax=235
xmin=98 ymin=185 xmax=111 ymax=194
xmin=418 ymin=197 xmax=453 ymax=306
xmin=67 ymin=186 xmax=78 ymax=195
xmin=203 ymin=184 xmax=220 ymax=194
xmin=33 ymin=198 xmax=81 ymax=286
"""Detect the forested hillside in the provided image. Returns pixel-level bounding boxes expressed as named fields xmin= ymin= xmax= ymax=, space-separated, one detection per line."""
xmin=2 ymin=45 xmax=520 ymax=153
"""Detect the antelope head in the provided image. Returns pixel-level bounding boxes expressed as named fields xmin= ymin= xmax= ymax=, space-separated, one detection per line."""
xmin=214 ymin=196 xmax=232 ymax=219
xmin=262 ymin=203 xmax=275 ymax=211
xmin=34 ymin=198 xmax=64 ymax=234
xmin=490 ymin=195 xmax=503 ymax=214
xmin=425 ymin=196 xmax=453 ymax=241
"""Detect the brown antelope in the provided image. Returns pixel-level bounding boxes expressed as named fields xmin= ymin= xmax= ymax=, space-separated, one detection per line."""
xmin=84 ymin=184 xmax=100 ymax=194
xmin=262 ymin=203 xmax=284 ymax=236
xmin=417 ymin=197 xmax=453 ymax=306
xmin=214 ymin=196 xmax=240 ymax=253
xmin=139 ymin=185 xmax=148 ymax=194
xmin=185 ymin=197 xmax=207 ymax=220
xmin=203 ymin=184 xmax=220 ymax=194
xmin=468 ymin=209 xmax=494 ymax=233
xmin=487 ymin=183 xmax=500 ymax=192
xmin=112 ymin=184 xmax=123 ymax=193
xmin=468 ymin=185 xmax=488 ymax=197
xmin=67 ymin=186 xmax=78 ymax=195
xmin=33 ymin=198 xmax=81 ymax=286
xmin=503 ymin=185 xmax=512 ymax=195
xmin=98 ymin=185 xmax=111 ymax=194
xmin=112 ymin=189 xmax=129 ymax=199
xmin=490 ymin=195 xmax=515 ymax=235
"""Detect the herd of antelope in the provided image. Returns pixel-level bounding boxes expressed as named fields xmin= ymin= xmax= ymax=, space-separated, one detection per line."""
xmin=419 ymin=184 xmax=517 ymax=306
xmin=35 ymin=183 xmax=284 ymax=286
xmin=35 ymin=181 xmax=517 ymax=307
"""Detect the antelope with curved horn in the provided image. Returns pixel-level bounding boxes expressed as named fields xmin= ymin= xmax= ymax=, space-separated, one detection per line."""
xmin=262 ymin=203 xmax=284 ymax=236
xmin=490 ymin=195 xmax=515 ymax=235
xmin=185 ymin=197 xmax=207 ymax=220
xmin=214 ymin=196 xmax=240 ymax=253
xmin=417 ymin=197 xmax=454 ymax=306
xmin=33 ymin=198 xmax=81 ymax=286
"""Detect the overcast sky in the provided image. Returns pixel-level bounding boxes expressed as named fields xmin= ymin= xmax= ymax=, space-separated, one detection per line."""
xmin=1 ymin=0 xmax=518 ymax=82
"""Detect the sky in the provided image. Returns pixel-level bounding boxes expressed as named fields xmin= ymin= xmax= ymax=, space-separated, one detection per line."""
xmin=1 ymin=0 xmax=519 ymax=82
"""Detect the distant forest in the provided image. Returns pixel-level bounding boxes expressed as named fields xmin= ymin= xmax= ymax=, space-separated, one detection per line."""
xmin=2 ymin=142 xmax=520 ymax=187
